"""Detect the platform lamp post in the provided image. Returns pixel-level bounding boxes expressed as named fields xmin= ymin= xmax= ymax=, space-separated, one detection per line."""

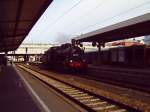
xmin=97 ymin=42 xmax=105 ymax=65
xmin=25 ymin=47 xmax=28 ymax=64
xmin=12 ymin=51 xmax=15 ymax=63
xmin=4 ymin=51 xmax=8 ymax=66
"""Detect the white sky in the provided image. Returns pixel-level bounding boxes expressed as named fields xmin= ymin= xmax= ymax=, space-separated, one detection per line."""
xmin=23 ymin=0 xmax=150 ymax=44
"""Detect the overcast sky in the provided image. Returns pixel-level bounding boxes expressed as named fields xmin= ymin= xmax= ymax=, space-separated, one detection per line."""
xmin=23 ymin=0 xmax=150 ymax=44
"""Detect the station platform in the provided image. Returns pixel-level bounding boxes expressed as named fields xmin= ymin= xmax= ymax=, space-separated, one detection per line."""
xmin=0 ymin=65 xmax=40 ymax=112
xmin=0 ymin=64 xmax=83 ymax=112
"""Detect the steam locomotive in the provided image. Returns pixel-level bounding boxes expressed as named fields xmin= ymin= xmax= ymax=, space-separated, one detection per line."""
xmin=42 ymin=43 xmax=86 ymax=72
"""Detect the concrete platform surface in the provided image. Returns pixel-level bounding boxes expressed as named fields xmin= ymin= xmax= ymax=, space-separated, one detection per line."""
xmin=0 ymin=65 xmax=40 ymax=112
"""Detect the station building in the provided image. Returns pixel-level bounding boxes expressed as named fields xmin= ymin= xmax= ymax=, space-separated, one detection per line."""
xmin=7 ymin=43 xmax=54 ymax=62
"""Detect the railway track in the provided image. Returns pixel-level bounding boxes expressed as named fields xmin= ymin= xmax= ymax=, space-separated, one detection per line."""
xmin=86 ymin=67 xmax=150 ymax=93
xmin=18 ymin=65 xmax=139 ymax=112
xmin=28 ymin=63 xmax=150 ymax=93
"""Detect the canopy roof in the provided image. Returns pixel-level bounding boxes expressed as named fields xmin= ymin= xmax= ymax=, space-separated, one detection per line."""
xmin=75 ymin=13 xmax=150 ymax=43
xmin=0 ymin=0 xmax=52 ymax=52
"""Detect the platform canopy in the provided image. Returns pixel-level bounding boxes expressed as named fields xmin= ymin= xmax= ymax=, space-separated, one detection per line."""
xmin=0 ymin=0 xmax=52 ymax=52
xmin=74 ymin=13 xmax=150 ymax=43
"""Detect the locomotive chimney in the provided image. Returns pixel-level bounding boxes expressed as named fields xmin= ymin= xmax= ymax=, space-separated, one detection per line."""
xmin=71 ymin=39 xmax=76 ymax=47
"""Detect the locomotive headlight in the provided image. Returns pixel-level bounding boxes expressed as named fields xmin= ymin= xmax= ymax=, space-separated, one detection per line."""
xmin=73 ymin=54 xmax=78 ymax=56
xmin=83 ymin=59 xmax=86 ymax=62
xmin=70 ymin=60 xmax=73 ymax=62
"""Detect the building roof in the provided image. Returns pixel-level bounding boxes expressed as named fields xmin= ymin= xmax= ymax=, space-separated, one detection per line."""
xmin=0 ymin=0 xmax=52 ymax=52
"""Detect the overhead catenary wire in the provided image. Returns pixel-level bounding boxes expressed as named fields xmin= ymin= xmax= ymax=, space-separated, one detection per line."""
xmin=45 ymin=0 xmax=107 ymax=39
xmin=73 ymin=0 xmax=150 ymax=35
xmin=44 ymin=0 xmax=83 ymax=32
xmin=64 ymin=0 xmax=108 ymax=35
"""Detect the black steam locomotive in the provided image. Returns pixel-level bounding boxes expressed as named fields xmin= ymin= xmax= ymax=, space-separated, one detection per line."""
xmin=42 ymin=43 xmax=86 ymax=72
